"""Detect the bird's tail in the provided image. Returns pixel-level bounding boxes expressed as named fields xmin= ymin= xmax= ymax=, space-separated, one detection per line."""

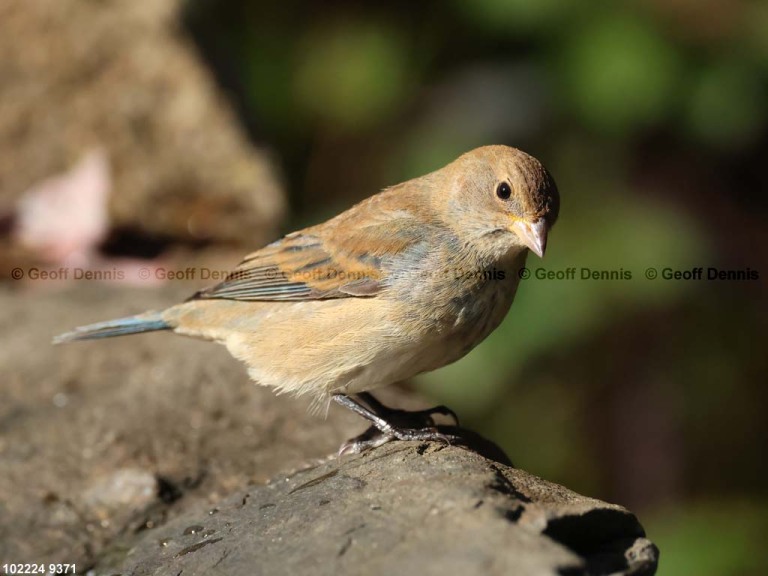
xmin=53 ymin=311 xmax=170 ymax=344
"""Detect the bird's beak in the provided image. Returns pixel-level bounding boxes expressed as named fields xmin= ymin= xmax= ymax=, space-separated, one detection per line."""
xmin=513 ymin=219 xmax=547 ymax=258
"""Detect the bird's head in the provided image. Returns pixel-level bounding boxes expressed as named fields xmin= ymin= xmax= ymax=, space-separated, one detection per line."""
xmin=437 ymin=145 xmax=559 ymax=262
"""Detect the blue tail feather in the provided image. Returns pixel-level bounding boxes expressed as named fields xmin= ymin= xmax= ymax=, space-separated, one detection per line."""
xmin=53 ymin=311 xmax=170 ymax=344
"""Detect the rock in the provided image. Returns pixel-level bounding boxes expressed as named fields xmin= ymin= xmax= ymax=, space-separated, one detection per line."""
xmin=0 ymin=285 xmax=362 ymax=566
xmin=0 ymin=0 xmax=285 ymax=247
xmin=96 ymin=443 xmax=658 ymax=576
xmin=80 ymin=469 xmax=158 ymax=523
xmin=0 ymin=286 xmax=658 ymax=574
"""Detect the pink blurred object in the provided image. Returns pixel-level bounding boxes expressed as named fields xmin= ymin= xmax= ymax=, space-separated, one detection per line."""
xmin=14 ymin=149 xmax=111 ymax=267
xmin=11 ymin=149 xmax=188 ymax=289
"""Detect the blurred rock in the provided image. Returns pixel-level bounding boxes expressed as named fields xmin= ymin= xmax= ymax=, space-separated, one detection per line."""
xmin=80 ymin=468 xmax=158 ymax=520
xmin=97 ymin=444 xmax=658 ymax=576
xmin=0 ymin=0 xmax=285 ymax=249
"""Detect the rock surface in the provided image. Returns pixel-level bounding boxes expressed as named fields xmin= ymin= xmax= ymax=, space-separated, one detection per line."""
xmin=97 ymin=443 xmax=658 ymax=576
xmin=0 ymin=286 xmax=658 ymax=575
xmin=0 ymin=285 xmax=362 ymax=566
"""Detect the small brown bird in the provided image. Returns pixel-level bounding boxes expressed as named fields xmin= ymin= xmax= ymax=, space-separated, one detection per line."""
xmin=55 ymin=146 xmax=559 ymax=453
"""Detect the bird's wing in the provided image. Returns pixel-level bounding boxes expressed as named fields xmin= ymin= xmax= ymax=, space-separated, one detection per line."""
xmin=191 ymin=192 xmax=428 ymax=302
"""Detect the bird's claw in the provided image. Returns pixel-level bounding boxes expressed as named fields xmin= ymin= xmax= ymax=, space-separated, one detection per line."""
xmin=338 ymin=424 xmax=463 ymax=455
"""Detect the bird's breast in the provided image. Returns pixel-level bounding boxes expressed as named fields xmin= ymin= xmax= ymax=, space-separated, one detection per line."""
xmin=388 ymin=252 xmax=526 ymax=371
xmin=445 ymin=272 xmax=518 ymax=348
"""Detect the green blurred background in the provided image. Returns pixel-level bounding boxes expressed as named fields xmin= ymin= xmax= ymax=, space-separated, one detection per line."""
xmin=183 ymin=1 xmax=768 ymax=573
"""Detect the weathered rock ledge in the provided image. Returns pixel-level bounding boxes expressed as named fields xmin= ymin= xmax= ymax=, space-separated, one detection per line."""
xmin=1 ymin=287 xmax=658 ymax=575
xmin=96 ymin=442 xmax=658 ymax=576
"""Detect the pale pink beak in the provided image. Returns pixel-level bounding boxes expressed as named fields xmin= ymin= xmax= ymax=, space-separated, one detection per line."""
xmin=513 ymin=219 xmax=547 ymax=258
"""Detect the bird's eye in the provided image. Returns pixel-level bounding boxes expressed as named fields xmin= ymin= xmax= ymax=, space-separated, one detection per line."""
xmin=496 ymin=182 xmax=511 ymax=200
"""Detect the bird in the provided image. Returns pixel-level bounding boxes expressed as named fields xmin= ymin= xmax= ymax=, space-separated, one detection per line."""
xmin=54 ymin=145 xmax=559 ymax=453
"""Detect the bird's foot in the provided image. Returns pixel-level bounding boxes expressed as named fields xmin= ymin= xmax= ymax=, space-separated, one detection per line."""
xmin=338 ymin=424 xmax=463 ymax=456
xmin=333 ymin=393 xmax=463 ymax=455
xmin=338 ymin=426 xmax=393 ymax=456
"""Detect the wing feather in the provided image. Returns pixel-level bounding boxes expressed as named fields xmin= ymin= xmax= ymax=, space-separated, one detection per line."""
xmin=191 ymin=188 xmax=429 ymax=302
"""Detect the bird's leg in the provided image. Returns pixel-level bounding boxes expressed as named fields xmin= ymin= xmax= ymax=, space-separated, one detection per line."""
xmin=357 ymin=392 xmax=460 ymax=427
xmin=332 ymin=394 xmax=401 ymax=435
xmin=332 ymin=393 xmax=462 ymax=455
